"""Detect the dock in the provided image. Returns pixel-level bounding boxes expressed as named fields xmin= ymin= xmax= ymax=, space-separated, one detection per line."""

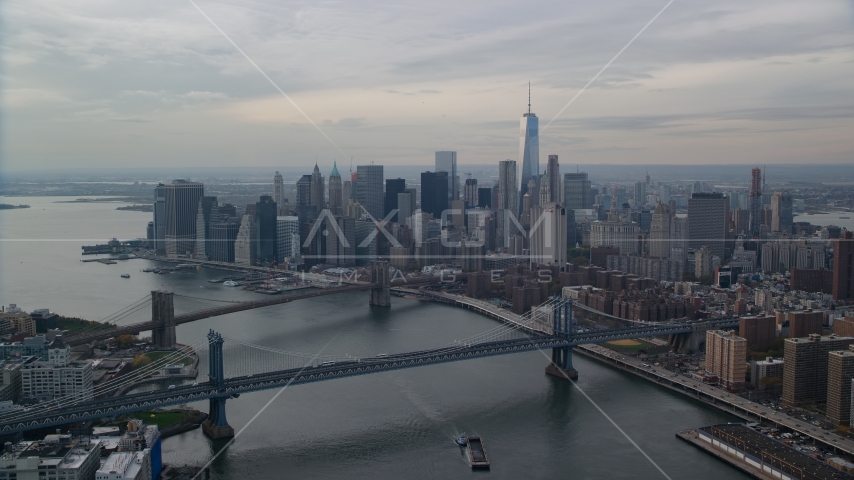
xmin=465 ymin=436 xmax=490 ymax=469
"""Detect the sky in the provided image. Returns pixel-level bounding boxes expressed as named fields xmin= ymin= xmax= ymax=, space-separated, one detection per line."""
xmin=2 ymin=0 xmax=854 ymax=171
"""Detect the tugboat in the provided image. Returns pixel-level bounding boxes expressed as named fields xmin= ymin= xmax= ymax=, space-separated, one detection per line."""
xmin=121 ymin=274 xmax=130 ymax=278
xmin=455 ymin=433 xmax=467 ymax=446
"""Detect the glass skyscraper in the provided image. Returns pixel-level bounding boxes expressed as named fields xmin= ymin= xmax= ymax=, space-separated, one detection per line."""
xmin=435 ymin=151 xmax=458 ymax=201
xmin=518 ymin=86 xmax=538 ymax=208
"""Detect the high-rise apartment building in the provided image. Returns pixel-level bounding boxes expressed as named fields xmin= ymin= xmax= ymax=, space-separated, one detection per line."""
xmin=355 ymin=165 xmax=384 ymax=220
xmin=546 ymin=155 xmax=560 ymax=204
xmin=563 ymin=173 xmax=591 ymax=210
xmin=834 ymin=232 xmax=854 ymax=301
xmin=787 ymin=311 xmax=824 ymax=338
xmin=648 ymin=203 xmax=670 ymax=259
xmin=705 ymin=330 xmax=747 ymax=391
xmin=164 ymin=180 xmax=204 ymax=257
xmin=255 ymin=196 xmax=278 ymax=265
xmin=435 ymin=151 xmax=458 ymax=201
xmin=421 ymin=171 xmax=449 ymax=219
xmin=782 ymin=334 xmax=854 ymax=407
xmin=738 ymin=315 xmax=776 ymax=350
xmin=749 ymin=167 xmax=763 ymax=237
xmin=529 ymin=203 xmax=567 ymax=267
xmin=688 ymin=192 xmax=728 ymax=259
xmin=771 ymin=191 xmax=793 ymax=233
xmin=273 ymin=171 xmax=285 ymax=210
xmin=827 ymin=350 xmax=854 ymax=425
xmin=328 ymin=163 xmax=343 ymax=215
xmin=518 ymin=87 xmax=539 ymax=207
xmin=464 ymin=178 xmax=478 ymax=207
xmin=384 ymin=178 xmax=407 ymax=222
xmin=153 ymin=183 xmax=166 ymax=252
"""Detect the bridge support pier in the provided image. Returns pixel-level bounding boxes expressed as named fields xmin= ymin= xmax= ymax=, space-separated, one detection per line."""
xmin=202 ymin=330 xmax=234 ymax=439
xmin=151 ymin=291 xmax=176 ymax=349
xmin=369 ymin=261 xmax=391 ymax=307
xmin=545 ymin=298 xmax=578 ymax=380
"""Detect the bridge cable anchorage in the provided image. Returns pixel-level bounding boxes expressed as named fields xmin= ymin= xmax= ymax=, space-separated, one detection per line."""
xmin=0 ymin=337 xmax=209 ymax=424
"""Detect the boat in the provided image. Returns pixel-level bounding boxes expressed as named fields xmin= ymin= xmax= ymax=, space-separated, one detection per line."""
xmin=840 ymin=216 xmax=850 ymax=219
xmin=142 ymin=268 xmax=156 ymax=273
xmin=158 ymin=270 xmax=170 ymax=274
xmin=465 ymin=436 xmax=490 ymax=469
xmin=223 ymin=280 xmax=238 ymax=287
xmin=121 ymin=274 xmax=130 ymax=278
xmin=455 ymin=433 xmax=467 ymax=446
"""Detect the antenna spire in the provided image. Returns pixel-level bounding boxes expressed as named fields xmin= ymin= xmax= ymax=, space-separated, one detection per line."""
xmin=528 ymin=82 xmax=531 ymax=115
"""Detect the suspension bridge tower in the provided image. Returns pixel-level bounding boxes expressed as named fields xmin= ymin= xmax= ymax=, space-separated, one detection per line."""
xmin=545 ymin=298 xmax=578 ymax=380
xmin=151 ymin=291 xmax=177 ymax=349
xmin=201 ymin=330 xmax=235 ymax=439
xmin=369 ymin=260 xmax=391 ymax=307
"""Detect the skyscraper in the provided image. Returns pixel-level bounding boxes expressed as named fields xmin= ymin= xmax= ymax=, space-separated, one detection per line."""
xmin=255 ymin=195 xmax=278 ymax=265
xmin=518 ymin=84 xmax=538 ymax=207
xmin=705 ymin=330 xmax=747 ymax=391
xmin=296 ymin=175 xmax=312 ymax=206
xmin=273 ymin=171 xmax=285 ymax=211
xmin=477 ymin=187 xmax=492 ymax=209
xmin=164 ymin=180 xmax=204 ymax=258
xmin=833 ymin=232 xmax=854 ymax=301
xmin=276 ymin=216 xmax=300 ymax=263
xmin=529 ymin=203 xmax=567 ymax=267
xmin=634 ymin=181 xmax=647 ymax=208
xmin=193 ymin=196 xmax=218 ymax=259
xmin=563 ymin=173 xmax=591 ymax=210
xmin=328 ymin=162 xmax=343 ymax=216
xmin=384 ymin=178 xmax=406 ymax=222
xmin=420 ymin=171 xmax=449 ymax=219
xmin=355 ymin=165 xmax=384 ymax=220
xmin=783 ymin=334 xmax=854 ymax=407
xmin=688 ymin=192 xmax=728 ymax=259
xmin=209 ymin=220 xmax=238 ymax=263
xmin=546 ymin=155 xmax=560 ymax=203
xmin=464 ymin=178 xmax=478 ymax=207
xmin=310 ymin=164 xmax=325 ymax=210
xmin=234 ymin=214 xmax=256 ymax=266
xmin=749 ymin=167 xmax=763 ymax=237
xmin=498 ymin=160 xmax=518 ymax=247
xmin=153 ymin=183 xmax=166 ymax=253
xmin=771 ymin=191 xmax=793 ymax=233
xmin=397 ymin=190 xmax=415 ymax=227
xmin=435 ymin=151 xmax=458 ymax=201
xmin=648 ymin=203 xmax=670 ymax=259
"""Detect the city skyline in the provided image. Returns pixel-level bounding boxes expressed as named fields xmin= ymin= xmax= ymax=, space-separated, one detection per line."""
xmin=4 ymin=1 xmax=854 ymax=171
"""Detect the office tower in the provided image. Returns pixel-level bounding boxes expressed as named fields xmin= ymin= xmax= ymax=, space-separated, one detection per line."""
xmin=538 ymin=172 xmax=551 ymax=206
xmin=827 ymin=350 xmax=854 ymax=425
xmin=518 ymin=85 xmax=539 ymax=206
xmin=648 ymin=203 xmax=670 ymax=259
xmin=589 ymin=210 xmax=640 ymax=255
xmin=695 ymin=246 xmax=713 ymax=278
xmin=164 ymin=180 xmax=204 ymax=258
xmin=771 ymin=191 xmax=793 ymax=233
xmin=255 ymin=195 xmax=278 ymax=265
xmin=355 ymin=165 xmax=384 ymax=219
xmin=421 ymin=171 xmax=449 ymax=219
xmin=546 ymin=155 xmax=560 ymax=203
xmin=273 ymin=171 xmax=285 ymax=210
xmin=397 ymin=191 xmax=414 ymax=227
xmin=732 ymin=208 xmax=749 ymax=236
xmin=749 ymin=167 xmax=762 ymax=237
xmin=833 ymin=232 xmax=854 ymax=301
xmin=634 ymin=181 xmax=647 ymax=208
xmin=322 ymin=215 xmax=355 ymax=266
xmin=435 ymin=151 xmax=458 ymax=200
xmin=705 ymin=330 xmax=747 ymax=390
xmin=276 ymin=216 xmax=300 ymax=263
xmin=527 ymin=178 xmax=539 ymax=207
xmin=234 ymin=214 xmax=256 ymax=266
xmin=783 ymin=334 xmax=854 ymax=407
xmin=660 ymin=184 xmax=671 ymax=203
xmin=153 ymin=183 xmax=166 ymax=252
xmin=613 ymin=186 xmax=627 ymax=209
xmin=296 ymin=175 xmax=312 ymax=206
xmin=498 ymin=160 xmax=519 ymax=247
xmin=670 ymin=216 xmax=689 ymax=264
xmin=310 ymin=164 xmax=325 ymax=209
xmin=328 ymin=162 xmax=343 ymax=215
xmin=738 ymin=315 xmax=776 ymax=350
xmin=688 ymin=192 xmax=727 ymax=259
xmin=464 ymin=178 xmax=478 ymax=207
xmin=193 ymin=196 xmax=218 ymax=259
xmin=477 ymin=187 xmax=492 ymax=209
xmin=563 ymin=173 xmax=591 ymax=210
xmin=209 ymin=220 xmax=238 ymax=263
xmin=529 ymin=203 xmax=567 ymax=267
xmin=342 ymin=179 xmax=353 ymax=204
xmin=384 ymin=178 xmax=407 ymax=222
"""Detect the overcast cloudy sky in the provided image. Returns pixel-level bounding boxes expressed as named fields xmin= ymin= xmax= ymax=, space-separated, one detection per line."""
xmin=2 ymin=0 xmax=853 ymax=171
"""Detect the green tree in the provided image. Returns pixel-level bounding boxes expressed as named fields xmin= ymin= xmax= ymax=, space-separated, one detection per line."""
xmin=132 ymin=355 xmax=152 ymax=369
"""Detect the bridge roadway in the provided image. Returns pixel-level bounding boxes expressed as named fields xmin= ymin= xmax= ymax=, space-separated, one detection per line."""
xmin=66 ymin=276 xmax=441 ymax=346
xmin=2 ymin=321 xmax=732 ymax=434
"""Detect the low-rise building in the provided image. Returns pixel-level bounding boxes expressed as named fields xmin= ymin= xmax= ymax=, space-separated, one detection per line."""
xmin=21 ymin=339 xmax=93 ymax=402
xmin=750 ymin=357 xmax=784 ymax=389
xmin=0 ymin=437 xmax=101 ymax=480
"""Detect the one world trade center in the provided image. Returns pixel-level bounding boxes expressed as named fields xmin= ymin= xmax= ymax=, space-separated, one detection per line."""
xmin=519 ymin=83 xmax=538 ymax=211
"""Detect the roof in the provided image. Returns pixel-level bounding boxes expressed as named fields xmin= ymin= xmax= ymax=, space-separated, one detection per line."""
xmin=330 ymin=161 xmax=340 ymax=177
xmin=653 ymin=202 xmax=667 ymax=215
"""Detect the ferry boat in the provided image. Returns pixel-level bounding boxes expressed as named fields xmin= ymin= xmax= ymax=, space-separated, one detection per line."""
xmin=223 ymin=280 xmax=238 ymax=287
xmin=121 ymin=274 xmax=130 ymax=278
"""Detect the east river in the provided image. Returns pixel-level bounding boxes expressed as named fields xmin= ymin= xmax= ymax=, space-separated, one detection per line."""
xmin=0 ymin=196 xmax=755 ymax=479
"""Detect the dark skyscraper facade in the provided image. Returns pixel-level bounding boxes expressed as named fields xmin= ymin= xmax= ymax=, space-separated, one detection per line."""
xmin=164 ymin=180 xmax=204 ymax=257
xmin=384 ymin=178 xmax=406 ymax=222
xmin=833 ymin=232 xmax=854 ymax=301
xmin=153 ymin=183 xmax=166 ymax=252
xmin=477 ymin=187 xmax=492 ymax=209
xmin=547 ymin=155 xmax=560 ymax=203
xmin=749 ymin=167 xmax=762 ymax=237
xmin=421 ymin=171 xmax=448 ymax=219
xmin=255 ymin=195 xmax=278 ymax=264
xmin=296 ymin=175 xmax=312 ymax=207
xmin=355 ymin=165 xmax=384 ymax=220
